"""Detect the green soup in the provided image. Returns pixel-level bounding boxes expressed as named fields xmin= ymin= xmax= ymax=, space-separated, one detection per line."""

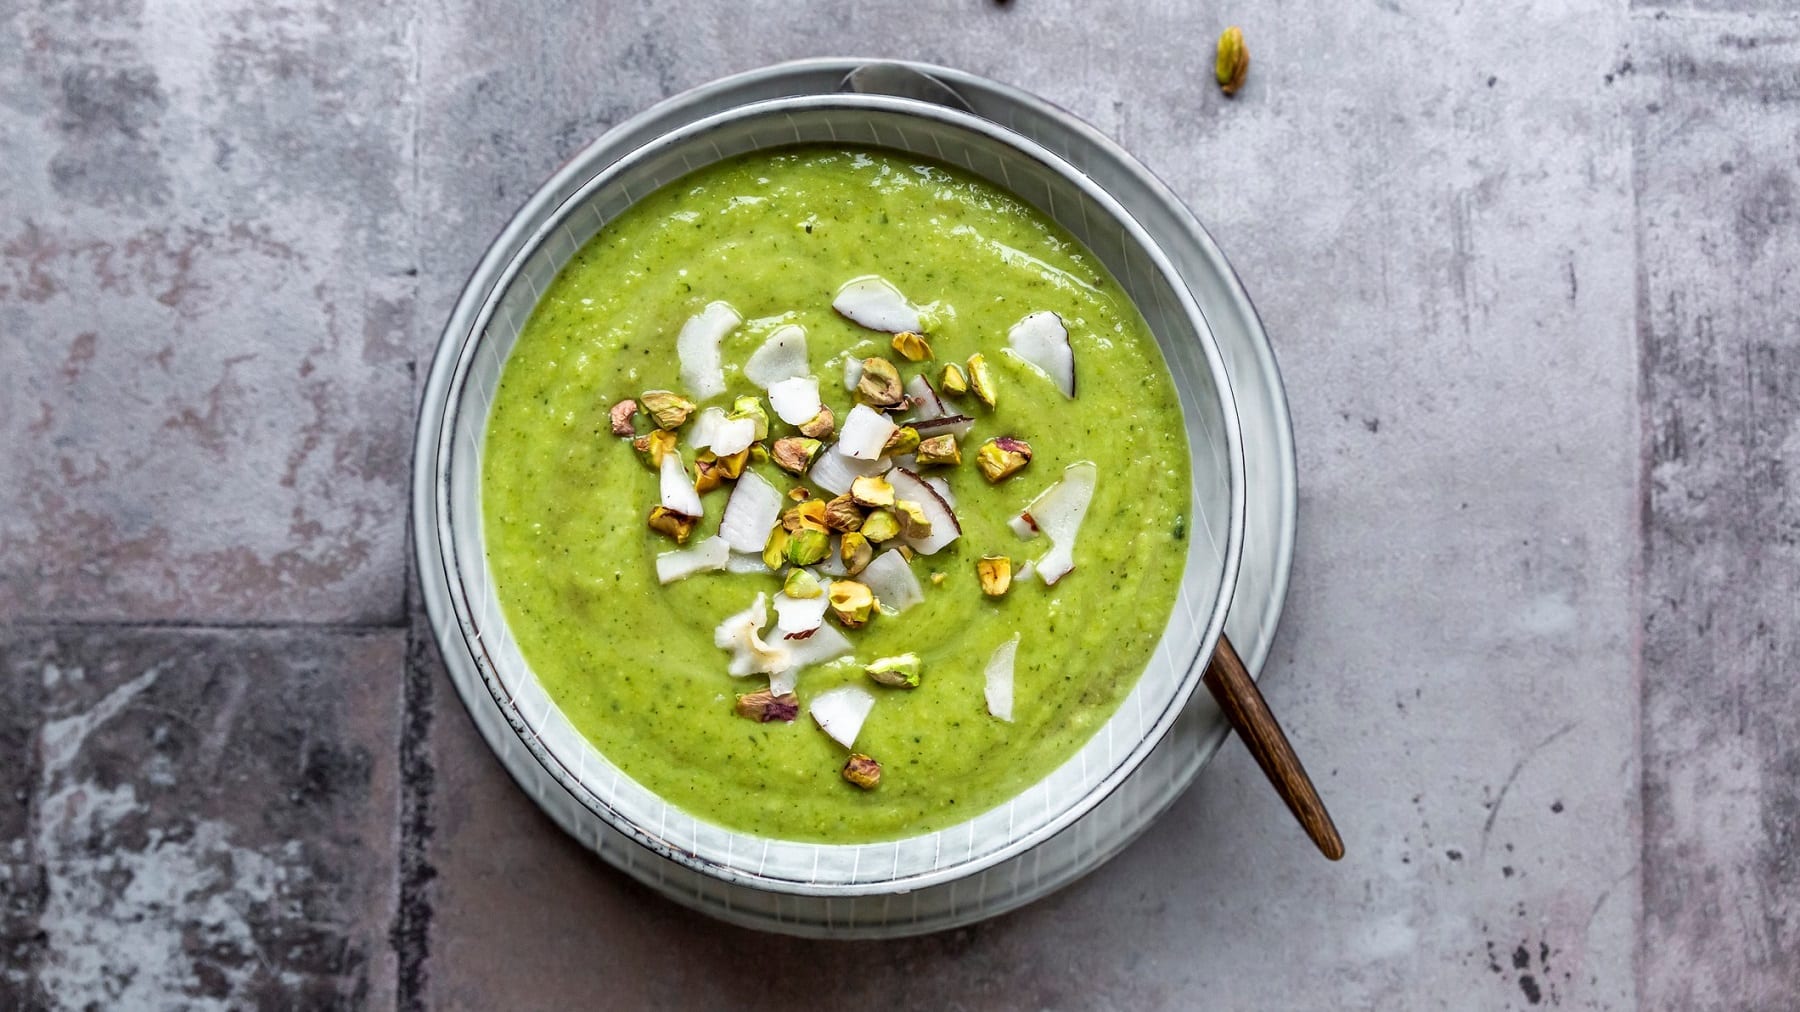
xmin=483 ymin=147 xmax=1191 ymax=843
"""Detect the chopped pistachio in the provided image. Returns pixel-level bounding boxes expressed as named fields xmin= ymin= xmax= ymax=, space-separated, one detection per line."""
xmin=897 ymin=545 xmax=916 ymax=562
xmin=850 ymin=475 xmax=896 ymax=508
xmin=788 ymin=486 xmax=811 ymax=502
xmin=861 ymin=509 xmax=901 ymax=543
xmin=762 ymin=527 xmax=789 ymax=569
xmin=786 ymin=527 xmax=831 ymax=566
xmin=840 ymin=532 xmax=873 ymax=576
xmin=693 ymin=451 xmax=725 ymax=494
xmin=866 ymin=653 xmax=922 ymax=688
xmin=827 ymin=580 xmax=876 ymax=628
xmin=915 ymin=434 xmax=961 ymax=467
xmin=783 ymin=569 xmax=824 ymax=599
xmin=729 ymin=395 xmax=770 ymax=441
xmin=856 ymin=357 xmax=905 ymax=408
xmin=824 ymin=494 xmax=864 ymax=532
xmin=641 ymin=390 xmax=696 ymax=429
xmin=884 ymin=425 xmax=920 ymax=455
xmin=771 ymin=436 xmax=822 ymax=475
xmin=647 ymin=505 xmax=696 ymax=544
xmin=893 ymin=499 xmax=933 ymax=539
xmin=736 ymin=689 xmax=799 ymax=723
xmin=977 ymin=555 xmax=1013 ymax=596
xmin=940 ymin=362 xmax=969 ymax=395
xmin=609 ymin=398 xmax=638 ymax=436
xmin=976 ymin=436 xmax=1032 ymax=482
xmin=782 ymin=500 xmax=828 ymax=533
xmin=891 ymin=331 xmax=933 ymax=362
xmin=930 ymin=571 xmax=946 ymax=586
xmin=634 ymin=428 xmax=677 ymax=467
xmin=717 ymin=448 xmax=750 ymax=479
xmin=967 ymin=354 xmax=997 ymax=408
xmin=798 ymin=406 xmax=835 ymax=439
xmin=842 ymin=753 xmax=881 ymax=789
xmin=1216 ymin=25 xmax=1249 ymax=97
xmin=749 ymin=443 xmax=769 ymax=465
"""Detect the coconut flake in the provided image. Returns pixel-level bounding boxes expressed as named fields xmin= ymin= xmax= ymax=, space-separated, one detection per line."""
xmin=838 ymin=404 xmax=897 ymax=460
xmin=1019 ymin=461 xmax=1098 ymax=585
xmin=832 ymin=276 xmax=922 ymax=333
xmin=887 ymin=467 xmax=961 ymax=555
xmin=655 ymin=537 xmax=728 ymax=584
xmin=984 ymin=634 xmax=1020 ymax=721
xmin=744 ymin=324 xmax=808 ymax=388
xmin=714 ymin=593 xmax=791 ymax=676
xmin=687 ymin=407 xmax=725 ymax=449
xmin=718 ymin=469 xmax=782 ymax=553
xmin=904 ymin=374 xmax=948 ymax=420
xmin=923 ymin=475 xmax=955 ymax=508
xmin=1015 ymin=560 xmax=1037 ymax=583
xmin=783 ymin=621 xmax=852 ymax=670
xmin=677 ymin=301 xmax=739 ymax=400
xmin=859 ymin=550 xmax=923 ymax=613
xmin=686 ymin=407 xmax=755 ymax=455
xmin=1007 ymin=310 xmax=1076 ymax=397
xmin=773 ymin=589 xmax=831 ymax=639
xmin=842 ymin=356 xmax=865 ymax=390
xmin=767 ymin=376 xmax=824 ymax=425
xmin=911 ymin=414 xmax=975 ymax=440
xmin=1008 ymin=512 xmax=1041 ymax=539
xmin=660 ymin=452 xmax=703 ymax=518
xmin=809 ymin=446 xmax=888 ymax=496
xmin=725 ymin=551 xmax=769 ymax=574
xmin=810 ymin=685 xmax=876 ymax=748
xmin=769 ymin=668 xmax=798 ymax=697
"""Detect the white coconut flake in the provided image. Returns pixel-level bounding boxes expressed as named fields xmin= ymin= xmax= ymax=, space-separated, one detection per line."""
xmin=810 ymin=685 xmax=876 ymax=748
xmin=769 ymin=668 xmax=798 ymax=696
xmin=655 ymin=537 xmax=728 ymax=584
xmin=1015 ymin=560 xmax=1037 ymax=583
xmin=842 ymin=356 xmax=864 ymax=390
xmin=708 ymin=417 xmax=758 ymax=456
xmin=985 ymin=634 xmax=1020 ymax=721
xmin=911 ymin=414 xmax=975 ymax=440
xmin=718 ymin=469 xmax=782 ymax=553
xmin=860 ymin=550 xmax=923 ymax=613
xmin=767 ymin=376 xmax=824 ymax=425
xmin=659 ymin=452 xmax=703 ymax=518
xmin=924 ymin=475 xmax=955 ymax=508
xmin=809 ymin=447 xmax=888 ymax=497
xmin=1008 ymin=513 xmax=1041 ymax=539
xmin=1007 ymin=310 xmax=1076 ymax=397
xmin=686 ymin=407 xmax=726 ymax=449
xmin=887 ymin=467 xmax=961 ymax=555
xmin=713 ymin=593 xmax=791 ymax=676
xmin=677 ymin=301 xmax=740 ymax=400
xmin=838 ymin=404 xmax=897 ymax=460
xmin=743 ymin=324 xmax=809 ymax=388
xmin=904 ymin=374 xmax=948 ymax=420
xmin=772 ymin=589 xmax=831 ymax=639
xmin=726 ymin=551 xmax=768 ymax=574
xmin=1021 ymin=461 xmax=1098 ymax=585
xmin=783 ymin=621 xmax=852 ymax=670
xmin=832 ymin=276 xmax=922 ymax=333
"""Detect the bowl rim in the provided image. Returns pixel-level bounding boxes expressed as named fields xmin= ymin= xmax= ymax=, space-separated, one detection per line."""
xmin=420 ymin=91 xmax=1248 ymax=896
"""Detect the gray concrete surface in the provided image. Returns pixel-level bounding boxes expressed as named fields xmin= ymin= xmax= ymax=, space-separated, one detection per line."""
xmin=0 ymin=0 xmax=1793 ymax=1008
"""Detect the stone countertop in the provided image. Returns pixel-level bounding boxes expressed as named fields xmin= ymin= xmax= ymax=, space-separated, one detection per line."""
xmin=2 ymin=1 xmax=1794 ymax=1009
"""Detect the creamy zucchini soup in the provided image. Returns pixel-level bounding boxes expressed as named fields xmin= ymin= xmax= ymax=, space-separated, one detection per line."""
xmin=483 ymin=147 xmax=1191 ymax=843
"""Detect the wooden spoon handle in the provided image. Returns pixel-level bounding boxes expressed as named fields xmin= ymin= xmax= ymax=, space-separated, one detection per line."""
xmin=1203 ymin=634 xmax=1345 ymax=860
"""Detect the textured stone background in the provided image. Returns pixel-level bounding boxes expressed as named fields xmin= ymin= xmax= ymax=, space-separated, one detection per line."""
xmin=1 ymin=0 xmax=1794 ymax=1008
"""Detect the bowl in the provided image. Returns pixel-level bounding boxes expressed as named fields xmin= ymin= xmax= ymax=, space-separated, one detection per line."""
xmin=416 ymin=81 xmax=1247 ymax=906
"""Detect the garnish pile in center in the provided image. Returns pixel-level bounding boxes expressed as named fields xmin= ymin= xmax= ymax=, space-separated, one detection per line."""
xmin=483 ymin=147 xmax=1191 ymax=843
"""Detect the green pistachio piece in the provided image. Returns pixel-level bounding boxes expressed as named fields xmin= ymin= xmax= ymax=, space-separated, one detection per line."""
xmin=716 ymin=448 xmax=749 ymax=478
xmin=729 ymin=395 xmax=770 ymax=441
xmin=893 ymin=499 xmax=933 ymax=539
xmin=861 ymin=509 xmax=901 ymax=543
xmin=940 ymin=363 xmax=969 ymax=395
xmin=771 ymin=436 xmax=822 ymax=475
xmin=693 ymin=451 xmax=725 ymax=494
xmin=824 ymin=494 xmax=864 ymax=532
xmin=975 ymin=436 xmax=1032 ymax=482
xmin=783 ymin=569 xmax=824 ymax=599
xmin=609 ymin=398 xmax=638 ymax=436
xmin=977 ymin=555 xmax=1012 ymax=596
xmin=647 ymin=506 xmax=696 ymax=544
xmin=798 ymin=406 xmax=835 ymax=439
xmin=915 ymin=434 xmax=961 ymax=467
xmin=641 ymin=390 xmax=696 ymax=429
xmin=827 ymin=580 xmax=876 ymax=628
xmin=842 ymin=753 xmax=881 ymax=789
xmin=966 ymin=354 xmax=997 ymax=408
xmin=891 ymin=332 xmax=933 ymax=362
xmin=885 ymin=425 xmax=920 ymax=455
xmin=633 ymin=428 xmax=677 ymax=468
xmin=782 ymin=499 xmax=828 ymax=533
xmin=840 ymin=531 xmax=873 ymax=576
xmin=850 ymin=475 xmax=896 ymax=508
xmin=762 ymin=527 xmax=789 ymax=569
xmin=856 ymin=357 xmax=905 ymax=408
xmin=1216 ymin=25 xmax=1249 ymax=96
xmin=736 ymin=689 xmax=799 ymax=723
xmin=786 ymin=527 xmax=831 ymax=566
xmin=865 ymin=653 xmax=922 ymax=688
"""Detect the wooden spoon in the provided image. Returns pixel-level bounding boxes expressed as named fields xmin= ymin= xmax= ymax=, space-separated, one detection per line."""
xmin=1203 ymin=634 xmax=1345 ymax=860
